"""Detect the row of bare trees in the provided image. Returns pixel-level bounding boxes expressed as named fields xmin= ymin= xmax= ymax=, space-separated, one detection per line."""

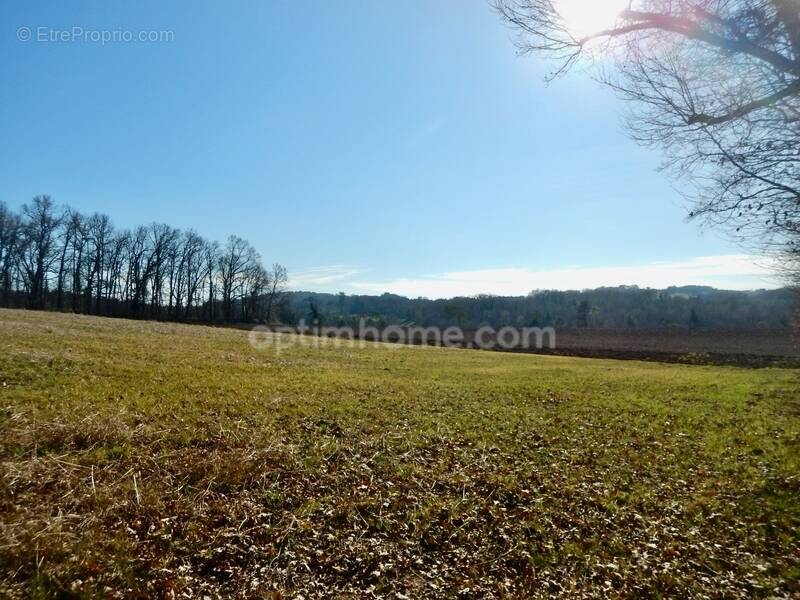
xmin=0 ymin=196 xmax=288 ymax=323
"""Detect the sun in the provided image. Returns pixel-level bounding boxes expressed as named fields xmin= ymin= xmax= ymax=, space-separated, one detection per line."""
xmin=556 ymin=0 xmax=631 ymax=39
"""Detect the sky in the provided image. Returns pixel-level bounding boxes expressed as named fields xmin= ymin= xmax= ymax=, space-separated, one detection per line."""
xmin=0 ymin=0 xmax=782 ymax=298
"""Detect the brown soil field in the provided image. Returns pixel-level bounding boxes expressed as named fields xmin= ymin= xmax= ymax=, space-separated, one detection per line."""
xmin=278 ymin=326 xmax=800 ymax=367
xmin=485 ymin=328 xmax=800 ymax=367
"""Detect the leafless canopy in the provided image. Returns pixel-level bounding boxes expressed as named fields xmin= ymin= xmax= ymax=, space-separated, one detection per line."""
xmin=496 ymin=0 xmax=800 ymax=280
xmin=0 ymin=197 xmax=288 ymax=323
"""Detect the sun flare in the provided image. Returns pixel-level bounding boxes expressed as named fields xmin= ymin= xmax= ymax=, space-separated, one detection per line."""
xmin=556 ymin=0 xmax=631 ymax=38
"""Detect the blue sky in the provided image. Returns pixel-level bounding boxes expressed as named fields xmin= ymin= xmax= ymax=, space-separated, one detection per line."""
xmin=0 ymin=0 xmax=780 ymax=296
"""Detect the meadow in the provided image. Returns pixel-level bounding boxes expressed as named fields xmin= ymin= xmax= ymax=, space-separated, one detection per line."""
xmin=0 ymin=308 xmax=798 ymax=598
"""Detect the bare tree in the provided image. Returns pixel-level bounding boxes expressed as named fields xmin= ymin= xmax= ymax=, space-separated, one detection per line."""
xmin=83 ymin=213 xmax=114 ymax=315
xmin=203 ymin=240 xmax=220 ymax=322
xmin=0 ymin=202 xmax=21 ymax=307
xmin=66 ymin=211 xmax=87 ymax=312
xmin=55 ymin=208 xmax=82 ymax=310
xmin=105 ymin=230 xmax=130 ymax=316
xmin=147 ymin=224 xmax=179 ymax=319
xmin=242 ymin=263 xmax=269 ymax=323
xmin=264 ymin=263 xmax=289 ymax=323
xmin=496 ymin=0 xmax=800 ymax=270
xmin=181 ymin=230 xmax=207 ymax=320
xmin=218 ymin=235 xmax=259 ymax=322
xmin=127 ymin=226 xmax=153 ymax=317
xmin=19 ymin=196 xmax=62 ymax=309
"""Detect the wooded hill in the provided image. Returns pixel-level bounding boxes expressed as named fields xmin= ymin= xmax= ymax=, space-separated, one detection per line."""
xmin=286 ymin=286 xmax=795 ymax=330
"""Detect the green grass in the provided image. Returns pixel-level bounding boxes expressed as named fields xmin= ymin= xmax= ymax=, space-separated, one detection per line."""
xmin=1 ymin=308 xmax=798 ymax=598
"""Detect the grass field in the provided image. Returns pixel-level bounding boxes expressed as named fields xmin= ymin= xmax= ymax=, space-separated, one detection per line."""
xmin=1 ymin=309 xmax=799 ymax=598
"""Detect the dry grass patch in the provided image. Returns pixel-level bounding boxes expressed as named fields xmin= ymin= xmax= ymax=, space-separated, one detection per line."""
xmin=0 ymin=309 xmax=798 ymax=598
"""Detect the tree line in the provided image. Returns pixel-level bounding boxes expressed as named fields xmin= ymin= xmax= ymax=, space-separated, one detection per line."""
xmin=287 ymin=286 xmax=795 ymax=330
xmin=0 ymin=196 xmax=288 ymax=323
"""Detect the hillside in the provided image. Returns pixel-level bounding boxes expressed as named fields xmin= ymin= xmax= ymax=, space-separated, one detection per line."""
xmin=1 ymin=309 xmax=798 ymax=597
xmin=286 ymin=286 xmax=796 ymax=330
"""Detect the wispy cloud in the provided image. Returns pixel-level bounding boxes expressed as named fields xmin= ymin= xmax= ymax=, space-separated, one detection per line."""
xmin=289 ymin=265 xmax=366 ymax=291
xmin=347 ymin=255 xmax=781 ymax=299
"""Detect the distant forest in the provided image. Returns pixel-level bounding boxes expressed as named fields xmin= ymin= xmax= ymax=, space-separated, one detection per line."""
xmin=286 ymin=287 xmax=796 ymax=330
